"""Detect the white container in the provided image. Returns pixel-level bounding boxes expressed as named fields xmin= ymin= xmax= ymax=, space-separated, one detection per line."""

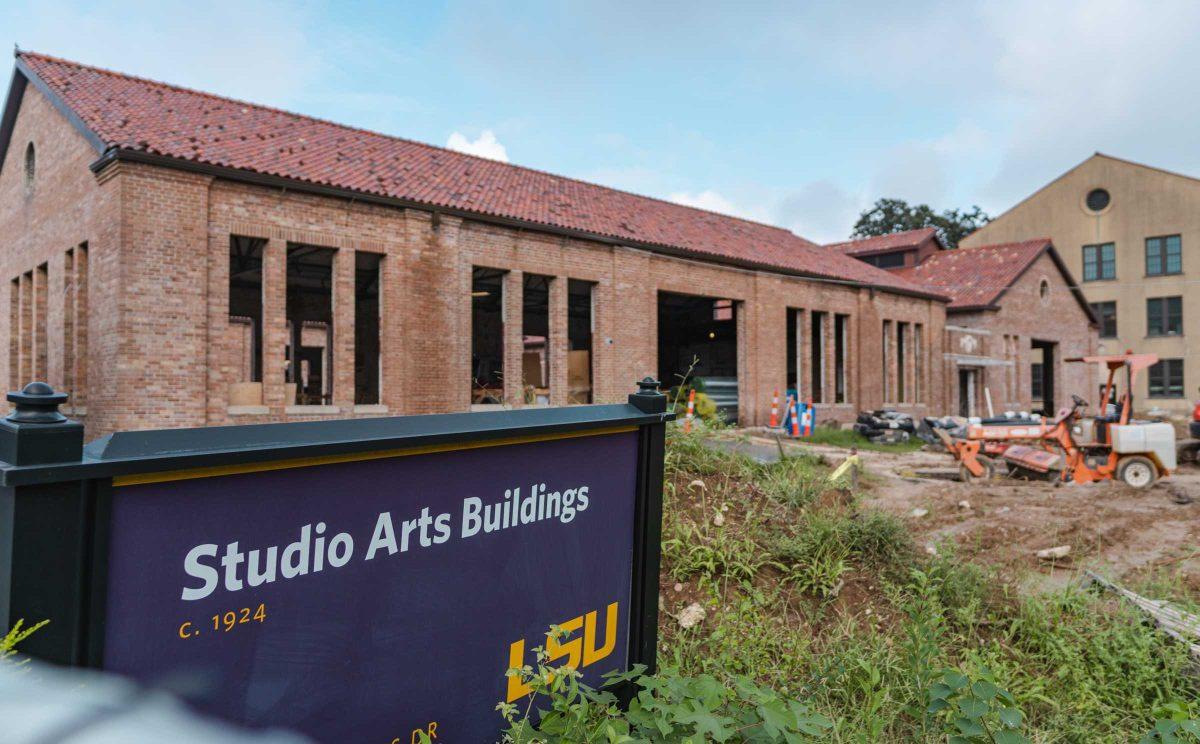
xmin=1109 ymin=423 xmax=1177 ymax=470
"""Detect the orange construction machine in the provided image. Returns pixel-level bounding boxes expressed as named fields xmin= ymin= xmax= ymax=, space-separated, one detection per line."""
xmin=938 ymin=353 xmax=1176 ymax=489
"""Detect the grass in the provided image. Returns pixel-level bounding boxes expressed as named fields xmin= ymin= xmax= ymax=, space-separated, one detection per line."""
xmin=655 ymin=429 xmax=1200 ymax=742
xmin=794 ymin=426 xmax=927 ymax=453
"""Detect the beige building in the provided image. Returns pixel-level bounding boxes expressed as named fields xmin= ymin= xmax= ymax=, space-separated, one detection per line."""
xmin=962 ymin=153 xmax=1198 ymax=415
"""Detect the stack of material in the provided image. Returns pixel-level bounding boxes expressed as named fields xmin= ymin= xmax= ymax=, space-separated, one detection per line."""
xmin=853 ymin=410 xmax=915 ymax=443
xmin=917 ymin=416 xmax=968 ymax=444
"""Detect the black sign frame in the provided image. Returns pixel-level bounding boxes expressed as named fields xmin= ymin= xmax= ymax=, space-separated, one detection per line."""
xmin=0 ymin=378 xmax=669 ymax=733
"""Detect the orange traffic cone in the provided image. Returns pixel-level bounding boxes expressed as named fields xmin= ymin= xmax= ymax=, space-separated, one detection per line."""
xmin=769 ymin=388 xmax=780 ymax=428
xmin=790 ymin=396 xmax=801 ymax=437
xmin=683 ymin=389 xmax=696 ymax=433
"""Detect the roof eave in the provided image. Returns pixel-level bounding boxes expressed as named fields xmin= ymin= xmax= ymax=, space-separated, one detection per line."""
xmin=93 ymin=147 xmax=952 ymax=303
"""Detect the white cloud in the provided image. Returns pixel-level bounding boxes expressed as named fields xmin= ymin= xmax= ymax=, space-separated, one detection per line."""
xmin=446 ymin=130 xmax=510 ymax=162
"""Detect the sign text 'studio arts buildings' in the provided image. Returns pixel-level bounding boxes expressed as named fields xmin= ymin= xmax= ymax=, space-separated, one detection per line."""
xmin=0 ymin=52 xmax=1092 ymax=436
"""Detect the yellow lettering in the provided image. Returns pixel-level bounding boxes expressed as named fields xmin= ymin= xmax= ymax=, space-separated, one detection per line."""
xmin=506 ymin=638 xmax=532 ymax=702
xmin=427 ymin=722 xmax=438 ymax=740
xmin=583 ymin=602 xmax=618 ymax=666
xmin=178 ymin=621 xmax=194 ymax=639
xmin=546 ymin=615 xmax=583 ymax=669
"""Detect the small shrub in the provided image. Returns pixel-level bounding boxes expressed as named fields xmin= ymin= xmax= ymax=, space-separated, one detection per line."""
xmin=1 ymin=619 xmax=46 ymax=665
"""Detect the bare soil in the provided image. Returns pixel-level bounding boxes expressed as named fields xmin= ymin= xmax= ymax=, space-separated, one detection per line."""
xmin=741 ymin=432 xmax=1200 ymax=592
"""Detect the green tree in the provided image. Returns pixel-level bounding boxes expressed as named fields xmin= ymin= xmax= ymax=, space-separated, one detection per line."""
xmin=852 ymin=198 xmax=991 ymax=248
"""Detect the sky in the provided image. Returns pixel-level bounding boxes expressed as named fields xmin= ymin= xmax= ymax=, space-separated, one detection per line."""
xmin=2 ymin=0 xmax=1199 ymax=243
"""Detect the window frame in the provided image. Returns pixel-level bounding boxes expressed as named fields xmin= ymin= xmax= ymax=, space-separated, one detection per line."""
xmin=1146 ymin=296 xmax=1183 ymax=337
xmin=1082 ymin=242 xmax=1116 ymax=282
xmin=1089 ymin=301 xmax=1117 ymax=338
xmin=1145 ymin=234 xmax=1183 ymax=277
xmin=1147 ymin=358 xmax=1185 ymax=398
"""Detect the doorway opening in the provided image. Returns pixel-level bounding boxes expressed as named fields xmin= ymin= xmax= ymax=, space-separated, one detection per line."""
xmin=286 ymin=244 xmax=335 ymax=405
xmin=567 ymin=279 xmax=594 ymax=404
xmin=471 ymin=268 xmax=506 ymax=404
xmin=1030 ymin=339 xmax=1057 ymax=415
xmin=522 ymin=274 xmax=552 ymax=405
xmin=658 ymin=291 xmax=738 ymax=420
xmin=958 ymin=368 xmax=979 ymax=418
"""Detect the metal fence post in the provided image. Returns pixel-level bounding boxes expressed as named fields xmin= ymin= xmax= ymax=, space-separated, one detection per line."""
xmin=0 ymin=382 xmax=89 ymax=664
xmin=627 ymin=377 xmax=668 ymax=681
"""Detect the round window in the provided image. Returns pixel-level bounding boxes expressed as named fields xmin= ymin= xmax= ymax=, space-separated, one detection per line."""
xmin=1085 ymin=188 xmax=1110 ymax=212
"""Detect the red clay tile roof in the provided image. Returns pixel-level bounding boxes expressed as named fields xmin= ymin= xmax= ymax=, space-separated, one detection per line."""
xmin=825 ymin=228 xmax=941 ymax=256
xmin=11 ymin=51 xmax=945 ymax=301
xmin=899 ymin=239 xmax=1053 ymax=310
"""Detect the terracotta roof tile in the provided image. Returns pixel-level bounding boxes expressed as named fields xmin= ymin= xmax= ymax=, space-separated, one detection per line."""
xmin=825 ymin=228 xmax=940 ymax=256
xmin=14 ymin=51 xmax=945 ymax=301
xmin=902 ymin=239 xmax=1051 ymax=310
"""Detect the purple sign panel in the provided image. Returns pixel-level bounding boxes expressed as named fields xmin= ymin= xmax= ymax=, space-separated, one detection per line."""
xmin=101 ymin=429 xmax=639 ymax=743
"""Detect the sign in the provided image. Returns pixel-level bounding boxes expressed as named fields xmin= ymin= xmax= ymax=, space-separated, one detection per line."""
xmin=105 ymin=430 xmax=636 ymax=742
xmin=0 ymin=381 xmax=669 ymax=744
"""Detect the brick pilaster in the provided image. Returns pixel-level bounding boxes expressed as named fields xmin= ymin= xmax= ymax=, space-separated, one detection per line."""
xmin=262 ymin=238 xmax=288 ymax=409
xmin=332 ymin=247 xmax=355 ymax=408
xmin=503 ymin=270 xmax=523 ymax=406
xmin=549 ymin=276 xmax=568 ymax=406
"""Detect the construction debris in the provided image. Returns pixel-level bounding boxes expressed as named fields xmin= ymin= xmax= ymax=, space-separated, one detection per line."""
xmin=910 ymin=508 xmax=929 ymax=518
xmin=854 ymin=410 xmax=915 ymax=443
xmin=1166 ymin=484 xmax=1193 ymax=505
xmin=677 ymin=602 xmax=707 ymax=629
xmin=1036 ymin=545 xmax=1071 ymax=560
xmin=1085 ymin=570 xmax=1200 ymax=659
xmin=958 ymin=500 xmax=971 ymax=510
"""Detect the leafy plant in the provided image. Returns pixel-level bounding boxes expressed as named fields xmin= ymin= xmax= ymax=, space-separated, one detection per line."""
xmin=926 ymin=668 xmax=1029 ymax=744
xmin=1141 ymin=702 xmax=1200 ymax=744
xmin=499 ymin=635 xmax=834 ymax=743
xmin=1 ymin=619 xmax=46 ymax=665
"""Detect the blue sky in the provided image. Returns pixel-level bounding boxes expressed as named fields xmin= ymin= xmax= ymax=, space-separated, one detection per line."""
xmin=3 ymin=0 xmax=1198 ymax=242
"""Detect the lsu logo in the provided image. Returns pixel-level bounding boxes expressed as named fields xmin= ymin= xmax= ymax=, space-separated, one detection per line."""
xmin=506 ymin=602 xmax=619 ymax=702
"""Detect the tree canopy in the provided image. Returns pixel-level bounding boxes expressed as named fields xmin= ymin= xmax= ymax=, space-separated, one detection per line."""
xmin=851 ymin=198 xmax=991 ymax=249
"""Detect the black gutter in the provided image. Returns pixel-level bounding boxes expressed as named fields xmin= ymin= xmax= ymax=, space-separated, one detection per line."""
xmin=89 ymin=147 xmax=951 ymax=304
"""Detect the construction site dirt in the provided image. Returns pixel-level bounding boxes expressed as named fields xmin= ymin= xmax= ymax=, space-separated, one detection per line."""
xmin=721 ymin=432 xmax=1200 ymax=594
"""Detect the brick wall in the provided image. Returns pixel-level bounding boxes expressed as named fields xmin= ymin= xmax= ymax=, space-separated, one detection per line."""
xmin=1 ymin=88 xmax=952 ymax=437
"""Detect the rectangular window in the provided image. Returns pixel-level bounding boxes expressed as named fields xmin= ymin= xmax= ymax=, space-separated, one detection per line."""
xmin=834 ymin=313 xmax=848 ymax=404
xmin=286 ymin=244 xmax=335 ymax=405
xmin=229 ymin=237 xmax=265 ymax=384
xmin=1082 ymin=242 xmax=1116 ymax=281
xmin=8 ymin=278 xmax=17 ymax=391
xmin=1090 ymin=301 xmax=1117 ymax=338
xmin=33 ymin=263 xmax=47 ymax=381
xmin=1031 ymin=362 xmax=1044 ymax=401
xmin=896 ymin=322 xmax=908 ymax=403
xmin=72 ymin=244 xmax=88 ymax=405
xmin=522 ymin=274 xmax=552 ymax=404
xmin=1147 ymin=296 xmax=1183 ymax=336
xmin=786 ymin=308 xmax=799 ymax=391
xmin=914 ymin=323 xmax=924 ymax=403
xmin=882 ymin=320 xmax=892 ymax=402
xmin=865 ymin=252 xmax=908 ymax=269
xmin=1148 ymin=359 xmax=1184 ymax=398
xmin=1145 ymin=235 xmax=1182 ymax=276
xmin=471 ymin=267 xmax=506 ymax=404
xmin=810 ymin=311 xmax=825 ymax=403
xmin=567 ymin=279 xmax=594 ymax=404
xmin=354 ymin=252 xmax=383 ymax=405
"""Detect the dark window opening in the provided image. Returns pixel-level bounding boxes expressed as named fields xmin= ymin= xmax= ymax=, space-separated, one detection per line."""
xmin=882 ymin=320 xmax=892 ymax=402
xmin=863 ymin=251 xmax=908 ymax=269
xmin=786 ymin=308 xmax=800 ymax=390
xmin=834 ymin=313 xmax=848 ymax=403
xmin=1145 ymin=235 xmax=1182 ymax=276
xmin=523 ymin=274 xmax=552 ymax=404
xmin=1148 ymin=359 xmax=1184 ymax=398
xmin=896 ymin=322 xmax=908 ymax=403
xmin=229 ymin=236 xmax=265 ymax=383
xmin=657 ymin=291 xmax=738 ymax=420
xmin=23 ymin=143 xmax=34 ymax=192
xmin=810 ymin=311 xmax=825 ymax=403
xmin=355 ymin=252 xmax=382 ymax=405
xmin=1030 ymin=339 xmax=1056 ymax=415
xmin=1090 ymin=301 xmax=1117 ymax=338
xmin=1086 ymin=188 xmax=1110 ymax=212
xmin=471 ymin=267 xmax=506 ymax=404
xmin=286 ymin=244 xmax=335 ymax=405
xmin=1147 ymin=296 xmax=1182 ymax=337
xmin=567 ymin=279 xmax=594 ymax=404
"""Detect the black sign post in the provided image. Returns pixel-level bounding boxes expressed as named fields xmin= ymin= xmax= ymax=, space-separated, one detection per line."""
xmin=0 ymin=378 xmax=670 ymax=742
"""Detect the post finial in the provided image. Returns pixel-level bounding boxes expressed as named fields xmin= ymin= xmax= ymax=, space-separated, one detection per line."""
xmin=7 ymin=381 xmax=69 ymax=424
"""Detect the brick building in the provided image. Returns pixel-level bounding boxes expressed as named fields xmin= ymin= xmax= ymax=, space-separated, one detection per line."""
xmin=0 ymin=52 xmax=954 ymax=437
xmin=833 ymin=230 xmax=1098 ymax=417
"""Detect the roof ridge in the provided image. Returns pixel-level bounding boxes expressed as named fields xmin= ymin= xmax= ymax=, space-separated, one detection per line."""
xmin=824 ymin=226 xmax=936 ymax=248
xmin=17 ymin=50 xmax=806 ymax=240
